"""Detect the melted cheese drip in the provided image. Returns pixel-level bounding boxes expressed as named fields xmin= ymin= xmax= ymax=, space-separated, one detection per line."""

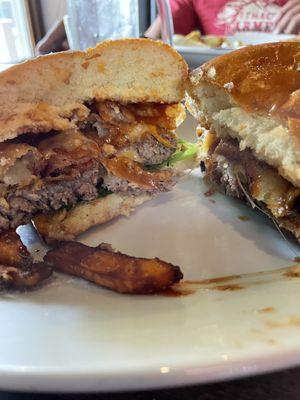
xmin=250 ymin=167 xmax=300 ymax=218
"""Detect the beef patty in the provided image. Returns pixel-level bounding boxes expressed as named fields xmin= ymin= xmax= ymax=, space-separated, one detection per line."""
xmin=0 ymin=134 xmax=178 ymax=232
xmin=136 ymin=134 xmax=176 ymax=165
xmin=0 ymin=160 xmax=102 ymax=231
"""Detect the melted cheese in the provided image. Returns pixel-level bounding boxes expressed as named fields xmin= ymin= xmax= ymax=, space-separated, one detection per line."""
xmin=147 ymin=125 xmax=176 ymax=149
xmin=117 ymin=148 xmax=142 ymax=163
xmin=202 ymin=130 xmax=216 ymax=155
xmin=251 ymin=167 xmax=300 ymax=218
xmin=126 ymin=123 xmax=176 ymax=149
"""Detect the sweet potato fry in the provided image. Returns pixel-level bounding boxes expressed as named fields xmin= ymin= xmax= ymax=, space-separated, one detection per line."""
xmin=43 ymin=242 xmax=183 ymax=294
xmin=0 ymin=231 xmax=33 ymax=269
xmin=0 ymin=263 xmax=52 ymax=290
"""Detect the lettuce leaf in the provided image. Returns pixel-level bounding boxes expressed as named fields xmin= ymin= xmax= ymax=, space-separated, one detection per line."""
xmin=166 ymin=139 xmax=199 ymax=166
xmin=62 ymin=186 xmax=112 ymax=212
xmin=97 ymin=186 xmax=113 ymax=198
xmin=145 ymin=139 xmax=199 ymax=171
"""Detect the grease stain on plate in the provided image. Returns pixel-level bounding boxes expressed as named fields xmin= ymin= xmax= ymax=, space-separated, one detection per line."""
xmin=284 ymin=265 xmax=300 ymax=278
xmin=265 ymin=317 xmax=300 ymax=329
xmin=211 ymin=284 xmax=244 ymax=291
xmin=204 ymin=187 xmax=216 ymax=197
xmin=185 ymin=275 xmax=242 ymax=285
xmin=238 ymin=215 xmax=250 ymax=222
xmin=258 ymin=307 xmax=275 ymax=313
xmin=159 ymin=287 xmax=196 ymax=297
xmin=171 ymin=263 xmax=300 ymax=296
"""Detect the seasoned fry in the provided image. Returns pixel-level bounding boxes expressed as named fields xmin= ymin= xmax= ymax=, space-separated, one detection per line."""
xmin=173 ymin=31 xmax=244 ymax=48
xmin=0 ymin=231 xmax=33 ymax=269
xmin=43 ymin=242 xmax=183 ymax=294
xmin=0 ymin=263 xmax=52 ymax=290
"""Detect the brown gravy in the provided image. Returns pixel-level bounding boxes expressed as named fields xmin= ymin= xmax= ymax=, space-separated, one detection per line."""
xmin=238 ymin=215 xmax=250 ymax=221
xmin=159 ymin=287 xmax=196 ymax=297
xmin=185 ymin=275 xmax=241 ymax=285
xmin=212 ymin=284 xmax=244 ymax=291
xmin=204 ymin=187 xmax=216 ymax=197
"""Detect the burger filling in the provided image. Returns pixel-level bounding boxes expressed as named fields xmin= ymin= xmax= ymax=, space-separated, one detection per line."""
xmin=0 ymin=101 xmax=197 ymax=232
xmin=199 ymin=129 xmax=300 ymax=240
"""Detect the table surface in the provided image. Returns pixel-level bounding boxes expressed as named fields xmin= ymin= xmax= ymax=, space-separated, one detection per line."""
xmin=0 ymin=366 xmax=299 ymax=400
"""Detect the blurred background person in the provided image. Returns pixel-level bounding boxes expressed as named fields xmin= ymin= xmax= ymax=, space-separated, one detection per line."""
xmin=145 ymin=0 xmax=300 ymax=38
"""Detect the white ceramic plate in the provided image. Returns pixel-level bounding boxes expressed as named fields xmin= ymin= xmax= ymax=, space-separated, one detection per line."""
xmin=1 ymin=116 xmax=300 ymax=393
xmin=177 ymin=32 xmax=296 ymax=67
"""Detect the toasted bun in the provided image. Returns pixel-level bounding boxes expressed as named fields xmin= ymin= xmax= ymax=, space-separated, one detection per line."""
xmin=189 ymin=42 xmax=300 ymax=124
xmin=32 ymin=193 xmax=152 ymax=243
xmin=186 ymin=42 xmax=300 ymax=187
xmin=0 ymin=39 xmax=188 ymax=143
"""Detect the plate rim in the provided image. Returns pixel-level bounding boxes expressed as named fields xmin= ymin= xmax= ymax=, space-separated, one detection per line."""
xmin=1 ymin=345 xmax=300 ymax=392
xmin=175 ymin=45 xmax=231 ymax=55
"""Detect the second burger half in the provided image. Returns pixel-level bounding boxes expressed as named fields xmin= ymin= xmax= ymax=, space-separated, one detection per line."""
xmin=186 ymin=41 xmax=300 ymax=241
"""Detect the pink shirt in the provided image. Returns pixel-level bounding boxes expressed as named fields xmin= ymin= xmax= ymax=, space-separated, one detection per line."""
xmin=170 ymin=0 xmax=288 ymax=35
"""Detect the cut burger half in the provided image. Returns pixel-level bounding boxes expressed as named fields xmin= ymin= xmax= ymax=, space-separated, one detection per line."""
xmin=186 ymin=42 xmax=300 ymax=241
xmin=0 ymin=38 xmax=195 ymax=242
